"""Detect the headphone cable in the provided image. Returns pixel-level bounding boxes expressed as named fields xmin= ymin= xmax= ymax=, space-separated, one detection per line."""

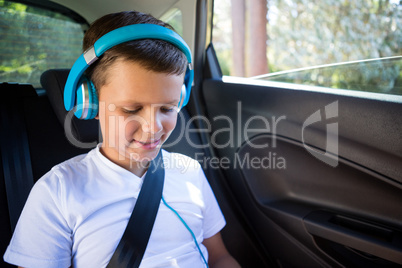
xmin=161 ymin=195 xmax=209 ymax=268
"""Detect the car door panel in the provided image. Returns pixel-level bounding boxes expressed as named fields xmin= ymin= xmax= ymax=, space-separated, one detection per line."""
xmin=200 ymin=73 xmax=402 ymax=267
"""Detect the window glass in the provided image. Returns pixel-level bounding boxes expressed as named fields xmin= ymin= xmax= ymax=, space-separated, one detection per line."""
xmin=0 ymin=0 xmax=84 ymax=88
xmin=161 ymin=8 xmax=183 ymax=36
xmin=212 ymin=0 xmax=402 ymax=95
xmin=257 ymin=56 xmax=402 ymax=95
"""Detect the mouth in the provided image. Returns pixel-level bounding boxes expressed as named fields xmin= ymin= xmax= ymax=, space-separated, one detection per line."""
xmin=133 ymin=138 xmax=161 ymax=150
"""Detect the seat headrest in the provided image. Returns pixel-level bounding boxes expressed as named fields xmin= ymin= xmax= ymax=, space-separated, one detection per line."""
xmin=40 ymin=69 xmax=100 ymax=145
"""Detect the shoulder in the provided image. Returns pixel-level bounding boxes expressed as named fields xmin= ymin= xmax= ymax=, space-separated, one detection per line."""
xmin=35 ymin=150 xmax=95 ymax=192
xmin=48 ymin=152 xmax=91 ymax=178
xmin=18 ymin=154 xmax=94 ymax=226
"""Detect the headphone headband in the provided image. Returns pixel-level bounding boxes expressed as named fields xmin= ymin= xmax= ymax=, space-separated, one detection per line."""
xmin=64 ymin=24 xmax=193 ymax=111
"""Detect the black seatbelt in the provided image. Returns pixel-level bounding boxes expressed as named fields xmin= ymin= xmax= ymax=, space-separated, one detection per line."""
xmin=0 ymin=83 xmax=36 ymax=233
xmin=107 ymin=150 xmax=165 ymax=268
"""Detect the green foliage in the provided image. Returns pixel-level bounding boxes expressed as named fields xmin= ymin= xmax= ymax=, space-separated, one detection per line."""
xmin=0 ymin=0 xmax=84 ymax=87
xmin=261 ymin=57 xmax=402 ymax=95
xmin=267 ymin=0 xmax=401 ymax=70
xmin=218 ymin=49 xmax=232 ymax=76
xmin=212 ymin=0 xmax=235 ymax=76
xmin=213 ymin=0 xmax=402 ymax=95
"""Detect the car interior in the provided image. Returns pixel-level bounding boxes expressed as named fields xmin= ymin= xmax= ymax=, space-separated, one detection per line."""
xmin=1 ymin=0 xmax=402 ymax=267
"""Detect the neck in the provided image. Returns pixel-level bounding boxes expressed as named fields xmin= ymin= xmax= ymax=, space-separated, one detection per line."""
xmin=129 ymin=161 xmax=150 ymax=178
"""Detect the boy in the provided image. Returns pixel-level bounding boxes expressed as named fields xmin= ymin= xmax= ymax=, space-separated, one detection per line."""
xmin=4 ymin=11 xmax=240 ymax=268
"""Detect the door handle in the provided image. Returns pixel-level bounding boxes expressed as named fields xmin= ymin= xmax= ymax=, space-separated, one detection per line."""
xmin=303 ymin=211 xmax=402 ymax=264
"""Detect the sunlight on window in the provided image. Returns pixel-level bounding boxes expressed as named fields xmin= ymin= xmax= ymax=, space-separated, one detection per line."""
xmin=161 ymin=8 xmax=183 ymax=36
xmin=212 ymin=0 xmax=402 ymax=95
xmin=0 ymin=0 xmax=84 ymax=87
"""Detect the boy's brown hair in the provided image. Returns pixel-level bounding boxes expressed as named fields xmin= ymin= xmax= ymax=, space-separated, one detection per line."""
xmin=83 ymin=11 xmax=188 ymax=92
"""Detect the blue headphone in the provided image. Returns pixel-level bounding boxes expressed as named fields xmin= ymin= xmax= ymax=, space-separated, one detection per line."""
xmin=64 ymin=24 xmax=194 ymax=120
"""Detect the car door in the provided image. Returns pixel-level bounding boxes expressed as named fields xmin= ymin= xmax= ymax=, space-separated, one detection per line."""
xmin=191 ymin=0 xmax=402 ymax=267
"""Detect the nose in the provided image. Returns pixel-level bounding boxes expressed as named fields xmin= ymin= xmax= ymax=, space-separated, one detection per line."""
xmin=142 ymin=109 xmax=162 ymax=134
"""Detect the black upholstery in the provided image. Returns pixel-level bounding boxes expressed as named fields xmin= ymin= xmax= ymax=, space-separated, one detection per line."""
xmin=0 ymin=81 xmax=91 ymax=267
xmin=40 ymin=69 xmax=100 ymax=144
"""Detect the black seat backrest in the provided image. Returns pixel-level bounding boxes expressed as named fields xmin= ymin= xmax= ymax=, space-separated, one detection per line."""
xmin=41 ymin=69 xmax=101 ymax=145
xmin=0 ymin=81 xmax=93 ymax=267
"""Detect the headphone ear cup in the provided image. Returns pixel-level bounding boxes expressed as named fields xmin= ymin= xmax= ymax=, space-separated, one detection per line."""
xmin=74 ymin=77 xmax=98 ymax=120
xmin=87 ymin=80 xmax=99 ymax=119
xmin=180 ymin=65 xmax=193 ymax=109
xmin=178 ymin=84 xmax=186 ymax=111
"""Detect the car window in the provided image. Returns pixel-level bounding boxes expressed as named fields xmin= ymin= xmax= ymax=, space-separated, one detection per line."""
xmin=161 ymin=8 xmax=183 ymax=36
xmin=0 ymin=0 xmax=85 ymax=88
xmin=257 ymin=56 xmax=402 ymax=96
xmin=212 ymin=0 xmax=402 ymax=96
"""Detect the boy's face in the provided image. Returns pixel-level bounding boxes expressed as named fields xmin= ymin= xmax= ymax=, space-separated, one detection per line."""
xmin=96 ymin=59 xmax=184 ymax=173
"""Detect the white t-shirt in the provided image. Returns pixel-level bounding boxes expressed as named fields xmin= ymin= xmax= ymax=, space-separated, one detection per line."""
xmin=4 ymin=145 xmax=225 ymax=268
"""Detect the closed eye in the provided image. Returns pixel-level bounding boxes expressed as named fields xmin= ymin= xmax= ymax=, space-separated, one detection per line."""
xmin=122 ymin=107 xmax=141 ymax=114
xmin=161 ymin=106 xmax=175 ymax=113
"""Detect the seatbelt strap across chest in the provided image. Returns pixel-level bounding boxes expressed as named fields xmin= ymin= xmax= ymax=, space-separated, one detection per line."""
xmin=107 ymin=150 xmax=165 ymax=268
